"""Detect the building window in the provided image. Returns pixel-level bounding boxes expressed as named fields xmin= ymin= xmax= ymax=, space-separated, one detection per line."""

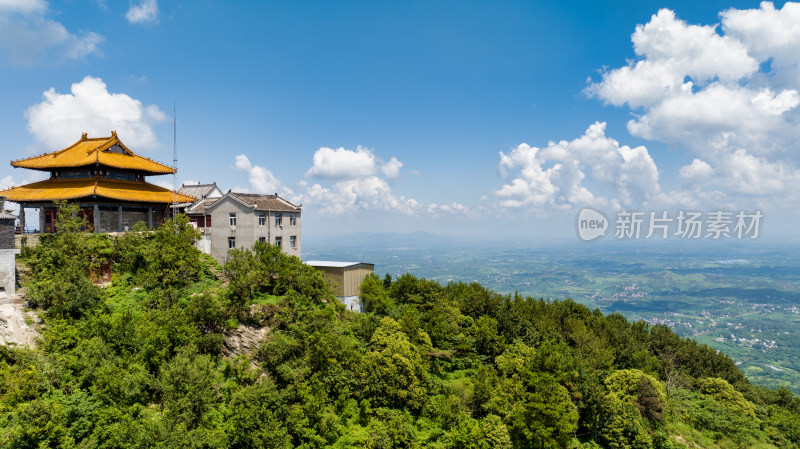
xmin=228 ymin=237 xmax=236 ymax=248
xmin=258 ymin=213 xmax=266 ymax=226
xmin=205 ymin=215 xmax=211 ymax=227
xmin=258 ymin=236 xmax=266 ymax=243
xmin=229 ymin=213 xmax=237 ymax=226
xmin=290 ymin=235 xmax=297 ymax=249
xmin=275 ymin=236 xmax=282 ymax=247
xmin=290 ymin=214 xmax=297 ymax=226
xmin=275 ymin=213 xmax=283 ymax=227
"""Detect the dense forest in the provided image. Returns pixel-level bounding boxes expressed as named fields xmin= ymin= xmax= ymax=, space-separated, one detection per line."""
xmin=1 ymin=203 xmax=800 ymax=448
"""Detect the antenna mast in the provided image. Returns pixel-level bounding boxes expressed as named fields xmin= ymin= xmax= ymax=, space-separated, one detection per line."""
xmin=171 ymin=101 xmax=178 ymax=222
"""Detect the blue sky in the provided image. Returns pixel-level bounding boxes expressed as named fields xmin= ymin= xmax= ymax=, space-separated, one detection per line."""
xmin=1 ymin=0 xmax=799 ymax=241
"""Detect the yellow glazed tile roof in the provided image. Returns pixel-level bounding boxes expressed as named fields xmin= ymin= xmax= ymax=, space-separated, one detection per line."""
xmin=11 ymin=132 xmax=175 ymax=175
xmin=0 ymin=178 xmax=195 ymax=204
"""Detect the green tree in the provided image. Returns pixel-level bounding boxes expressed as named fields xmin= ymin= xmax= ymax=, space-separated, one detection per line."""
xmin=227 ymin=381 xmax=292 ymax=449
xmin=604 ymin=369 xmax=666 ymax=423
xmin=696 ymin=377 xmax=756 ymax=419
xmin=224 ymin=240 xmax=336 ymax=310
xmin=115 ymin=214 xmax=203 ymax=306
xmin=486 ymin=343 xmax=579 ymax=449
xmin=157 ymin=346 xmax=221 ymax=429
xmin=360 ymin=274 xmax=394 ymax=315
xmin=24 ymin=201 xmax=106 ymax=318
xmin=597 ymin=393 xmax=653 ymax=449
xmin=361 ymin=317 xmax=428 ymax=410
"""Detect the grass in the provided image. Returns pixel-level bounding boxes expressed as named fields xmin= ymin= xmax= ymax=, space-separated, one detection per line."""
xmin=253 ymin=293 xmax=286 ymax=306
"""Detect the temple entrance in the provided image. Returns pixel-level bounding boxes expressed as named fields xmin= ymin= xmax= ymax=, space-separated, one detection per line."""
xmin=43 ymin=207 xmax=94 ymax=232
xmin=43 ymin=208 xmax=56 ymax=233
xmin=79 ymin=209 xmax=94 ymax=232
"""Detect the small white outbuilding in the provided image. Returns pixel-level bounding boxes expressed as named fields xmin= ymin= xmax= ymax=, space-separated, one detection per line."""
xmin=305 ymin=261 xmax=374 ymax=312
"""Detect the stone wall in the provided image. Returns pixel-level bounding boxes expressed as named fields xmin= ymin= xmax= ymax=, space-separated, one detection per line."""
xmin=15 ymin=234 xmax=39 ymax=250
xmin=0 ymin=218 xmax=14 ymax=250
xmin=97 ymin=209 xmax=150 ymax=233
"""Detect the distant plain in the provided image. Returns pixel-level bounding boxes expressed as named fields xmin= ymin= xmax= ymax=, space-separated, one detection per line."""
xmin=305 ymin=233 xmax=800 ymax=392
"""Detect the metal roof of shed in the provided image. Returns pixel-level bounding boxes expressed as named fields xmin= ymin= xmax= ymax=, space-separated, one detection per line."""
xmin=305 ymin=261 xmax=372 ymax=268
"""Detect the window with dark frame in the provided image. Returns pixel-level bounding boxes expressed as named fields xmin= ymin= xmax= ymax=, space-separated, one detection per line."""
xmin=229 ymin=213 xmax=236 ymax=226
xmin=228 ymin=237 xmax=235 ymax=248
xmin=258 ymin=236 xmax=266 ymax=243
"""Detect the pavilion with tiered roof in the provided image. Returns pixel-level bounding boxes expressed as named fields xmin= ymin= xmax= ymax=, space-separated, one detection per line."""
xmin=0 ymin=131 xmax=195 ymax=233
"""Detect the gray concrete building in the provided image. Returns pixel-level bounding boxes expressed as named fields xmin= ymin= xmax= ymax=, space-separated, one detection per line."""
xmin=0 ymin=197 xmax=18 ymax=294
xmin=204 ymin=192 xmax=301 ymax=264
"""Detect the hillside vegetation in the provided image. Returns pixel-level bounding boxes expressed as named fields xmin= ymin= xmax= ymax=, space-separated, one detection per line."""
xmin=1 ymin=203 xmax=799 ymax=448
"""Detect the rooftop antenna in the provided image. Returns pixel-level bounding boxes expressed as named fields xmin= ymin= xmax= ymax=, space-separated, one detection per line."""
xmin=171 ymin=100 xmax=178 ymax=225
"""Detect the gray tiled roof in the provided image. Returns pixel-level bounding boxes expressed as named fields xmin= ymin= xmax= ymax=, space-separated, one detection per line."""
xmin=185 ymin=197 xmax=219 ymax=214
xmin=231 ymin=192 xmax=301 ymax=212
xmin=179 ymin=183 xmax=218 ymax=200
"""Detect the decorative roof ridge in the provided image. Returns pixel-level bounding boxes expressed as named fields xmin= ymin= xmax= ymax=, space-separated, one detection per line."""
xmin=10 ymin=132 xmax=176 ymax=174
xmin=226 ymin=191 xmax=301 ymax=210
xmin=62 ymin=133 xmax=118 ymax=157
xmin=232 ymin=191 xmax=278 ymax=199
xmin=10 ymin=133 xmax=118 ymax=165
xmin=182 ymin=182 xmax=217 ymax=187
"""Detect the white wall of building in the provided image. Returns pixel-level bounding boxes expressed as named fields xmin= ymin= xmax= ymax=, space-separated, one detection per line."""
xmin=206 ymin=197 xmax=301 ymax=264
xmin=0 ymin=249 xmax=17 ymax=294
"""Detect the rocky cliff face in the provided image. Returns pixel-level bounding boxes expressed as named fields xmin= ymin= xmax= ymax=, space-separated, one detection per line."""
xmin=221 ymin=324 xmax=269 ymax=359
xmin=0 ymin=292 xmax=39 ymax=348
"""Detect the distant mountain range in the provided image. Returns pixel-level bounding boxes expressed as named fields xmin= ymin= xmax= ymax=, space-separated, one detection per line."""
xmin=303 ymin=231 xmax=470 ymax=249
xmin=303 ymin=231 xmax=592 ymax=250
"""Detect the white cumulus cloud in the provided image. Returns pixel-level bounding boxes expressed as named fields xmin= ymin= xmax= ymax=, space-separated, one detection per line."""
xmin=587 ymin=2 xmax=800 ymax=207
xmin=306 ymin=146 xmax=377 ymax=179
xmin=26 ymin=76 xmax=167 ymax=150
xmin=381 ymin=157 xmax=403 ymax=180
xmin=721 ymin=2 xmax=800 ymax=88
xmin=0 ymin=0 xmax=103 ymax=66
xmin=427 ymin=202 xmax=470 ymax=216
xmin=0 ymin=0 xmax=47 ymax=14
xmin=233 ymin=154 xmax=298 ymax=202
xmin=235 ymin=149 xmax=419 ymax=215
xmin=0 ymin=174 xmax=16 ymax=190
xmin=305 ymin=145 xmax=405 ymax=180
xmin=126 ymin=0 xmax=158 ymax=24
xmin=494 ymin=122 xmax=666 ymax=211
xmin=305 ymin=176 xmax=419 ymax=215
xmin=0 ymin=171 xmax=48 ymax=191
xmin=679 ymin=159 xmax=714 ymax=179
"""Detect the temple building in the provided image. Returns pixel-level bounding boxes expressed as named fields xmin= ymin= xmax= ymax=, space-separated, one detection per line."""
xmin=0 ymin=132 xmax=195 ymax=233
